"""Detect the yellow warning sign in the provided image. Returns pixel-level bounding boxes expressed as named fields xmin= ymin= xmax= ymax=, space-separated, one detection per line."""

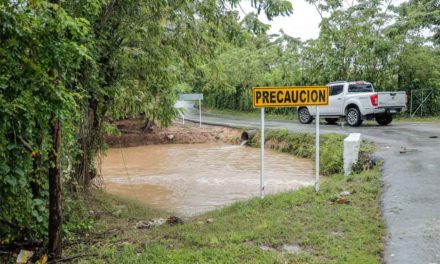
xmin=253 ymin=86 xmax=329 ymax=108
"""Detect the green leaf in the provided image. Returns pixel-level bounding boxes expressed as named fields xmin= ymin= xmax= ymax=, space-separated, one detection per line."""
xmin=5 ymin=175 xmax=17 ymax=187
xmin=14 ymin=168 xmax=25 ymax=177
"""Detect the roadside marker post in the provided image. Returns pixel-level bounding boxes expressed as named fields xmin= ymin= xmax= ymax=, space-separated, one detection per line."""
xmin=252 ymin=86 xmax=329 ymax=196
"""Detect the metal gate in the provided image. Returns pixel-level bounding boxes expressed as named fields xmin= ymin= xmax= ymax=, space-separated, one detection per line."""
xmin=410 ymin=89 xmax=433 ymax=117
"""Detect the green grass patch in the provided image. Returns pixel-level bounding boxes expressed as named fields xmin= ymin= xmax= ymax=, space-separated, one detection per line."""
xmin=68 ymin=131 xmax=383 ymax=264
xmin=250 ymin=129 xmax=374 ymax=176
xmin=394 ymin=114 xmax=440 ymax=123
xmin=203 ymin=107 xmax=298 ymax=121
xmin=73 ymin=169 xmax=384 ymax=264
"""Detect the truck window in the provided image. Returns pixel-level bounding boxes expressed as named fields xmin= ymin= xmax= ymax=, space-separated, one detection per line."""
xmin=348 ymin=83 xmax=373 ymax=93
xmin=330 ymin=85 xmax=343 ymax=96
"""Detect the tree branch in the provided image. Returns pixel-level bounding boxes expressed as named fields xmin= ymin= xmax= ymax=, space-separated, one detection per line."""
xmin=17 ymin=136 xmax=34 ymax=153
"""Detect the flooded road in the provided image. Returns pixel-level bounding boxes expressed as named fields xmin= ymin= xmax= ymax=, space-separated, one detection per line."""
xmin=101 ymin=143 xmax=314 ymax=216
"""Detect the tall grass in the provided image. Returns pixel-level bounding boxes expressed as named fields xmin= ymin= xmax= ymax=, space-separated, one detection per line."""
xmin=249 ymin=129 xmax=374 ymax=176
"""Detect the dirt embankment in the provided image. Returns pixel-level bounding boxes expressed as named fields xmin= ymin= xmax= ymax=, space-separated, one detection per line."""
xmin=106 ymin=119 xmax=242 ymax=148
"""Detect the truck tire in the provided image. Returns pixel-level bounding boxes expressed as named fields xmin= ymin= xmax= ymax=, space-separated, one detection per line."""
xmin=375 ymin=114 xmax=393 ymax=125
xmin=346 ymin=107 xmax=362 ymax=127
xmin=325 ymin=118 xmax=338 ymax=125
xmin=298 ymin=108 xmax=313 ymax=124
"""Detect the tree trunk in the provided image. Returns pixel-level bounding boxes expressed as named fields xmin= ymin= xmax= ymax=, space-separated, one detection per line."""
xmin=80 ymin=98 xmax=99 ymax=188
xmin=48 ymin=0 xmax=62 ymax=259
xmin=48 ymin=116 xmax=62 ymax=259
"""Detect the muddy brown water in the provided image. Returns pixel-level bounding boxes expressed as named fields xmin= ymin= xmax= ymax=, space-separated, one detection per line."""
xmin=100 ymin=143 xmax=314 ymax=217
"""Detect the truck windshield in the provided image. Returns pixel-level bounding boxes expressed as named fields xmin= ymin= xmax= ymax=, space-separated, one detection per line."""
xmin=348 ymin=83 xmax=373 ymax=93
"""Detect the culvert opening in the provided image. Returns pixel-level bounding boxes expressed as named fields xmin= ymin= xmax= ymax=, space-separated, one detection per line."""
xmin=241 ymin=130 xmax=256 ymax=141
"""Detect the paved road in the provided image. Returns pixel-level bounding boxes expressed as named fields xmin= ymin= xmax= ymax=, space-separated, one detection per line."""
xmin=183 ymin=105 xmax=440 ymax=264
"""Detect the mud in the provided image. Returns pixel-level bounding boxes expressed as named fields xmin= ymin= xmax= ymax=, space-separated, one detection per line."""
xmin=106 ymin=119 xmax=241 ymax=147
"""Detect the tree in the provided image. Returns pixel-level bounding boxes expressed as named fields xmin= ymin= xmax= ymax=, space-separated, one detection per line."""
xmin=0 ymin=0 xmax=91 ymax=257
xmin=0 ymin=0 xmax=297 ymax=252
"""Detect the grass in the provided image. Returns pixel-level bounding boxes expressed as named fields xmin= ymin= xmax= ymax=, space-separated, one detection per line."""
xmin=71 ymin=170 xmax=384 ymax=264
xmin=203 ymin=107 xmax=298 ymax=121
xmin=66 ymin=130 xmax=384 ymax=264
xmin=394 ymin=114 xmax=440 ymax=123
xmin=257 ymin=129 xmax=346 ymax=176
xmin=251 ymin=129 xmax=376 ymax=176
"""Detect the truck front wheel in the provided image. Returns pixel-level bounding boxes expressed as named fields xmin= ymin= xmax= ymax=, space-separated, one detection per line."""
xmin=298 ymin=108 xmax=313 ymax=124
xmin=346 ymin=107 xmax=362 ymax=127
xmin=375 ymin=114 xmax=393 ymax=125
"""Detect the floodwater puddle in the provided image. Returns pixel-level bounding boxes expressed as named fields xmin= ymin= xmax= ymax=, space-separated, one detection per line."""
xmin=100 ymin=143 xmax=314 ymax=216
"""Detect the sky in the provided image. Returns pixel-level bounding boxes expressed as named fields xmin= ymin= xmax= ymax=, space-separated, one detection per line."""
xmin=239 ymin=0 xmax=323 ymax=41
xmin=238 ymin=0 xmax=408 ymax=41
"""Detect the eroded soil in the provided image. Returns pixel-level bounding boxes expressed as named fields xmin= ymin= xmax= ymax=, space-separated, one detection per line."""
xmin=106 ymin=119 xmax=242 ymax=147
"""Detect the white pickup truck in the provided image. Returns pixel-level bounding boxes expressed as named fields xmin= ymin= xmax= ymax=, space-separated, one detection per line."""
xmin=297 ymin=81 xmax=407 ymax=126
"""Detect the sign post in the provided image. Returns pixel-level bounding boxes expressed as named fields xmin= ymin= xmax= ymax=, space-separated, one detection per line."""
xmin=315 ymin=107 xmax=320 ymax=192
xmin=199 ymin=99 xmax=202 ymax=128
xmin=252 ymin=86 xmax=329 ymax=195
xmin=260 ymin=107 xmax=265 ymax=198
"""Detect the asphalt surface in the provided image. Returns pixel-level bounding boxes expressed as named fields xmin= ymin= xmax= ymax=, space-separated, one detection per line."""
xmin=183 ymin=105 xmax=440 ymax=264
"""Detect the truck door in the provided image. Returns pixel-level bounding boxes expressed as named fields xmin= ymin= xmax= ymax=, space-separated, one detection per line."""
xmin=322 ymin=85 xmax=344 ymax=115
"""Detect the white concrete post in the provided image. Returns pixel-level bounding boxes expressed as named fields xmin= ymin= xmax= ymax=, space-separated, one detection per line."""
xmin=343 ymin=133 xmax=362 ymax=175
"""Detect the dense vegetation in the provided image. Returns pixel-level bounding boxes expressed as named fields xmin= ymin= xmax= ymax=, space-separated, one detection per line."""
xmin=0 ymin=0 xmax=293 ymax=258
xmin=200 ymin=0 xmax=440 ymax=114
xmin=0 ymin=0 xmax=438 ymax=259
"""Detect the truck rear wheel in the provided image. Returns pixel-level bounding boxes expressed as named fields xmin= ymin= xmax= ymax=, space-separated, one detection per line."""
xmin=375 ymin=114 xmax=393 ymax=125
xmin=298 ymin=108 xmax=313 ymax=124
xmin=346 ymin=107 xmax=362 ymax=127
xmin=325 ymin=118 xmax=338 ymax=125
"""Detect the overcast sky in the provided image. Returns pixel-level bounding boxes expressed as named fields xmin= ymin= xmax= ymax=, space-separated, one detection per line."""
xmin=239 ymin=0 xmax=408 ymax=41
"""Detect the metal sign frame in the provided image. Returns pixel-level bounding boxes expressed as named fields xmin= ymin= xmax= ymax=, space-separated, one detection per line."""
xmin=178 ymin=94 xmax=204 ymax=127
xmin=179 ymin=93 xmax=203 ymax=101
xmin=253 ymin=86 xmax=329 ymax=198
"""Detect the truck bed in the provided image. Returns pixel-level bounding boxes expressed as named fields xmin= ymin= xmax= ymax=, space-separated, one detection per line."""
xmin=378 ymin=92 xmax=406 ymax=109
